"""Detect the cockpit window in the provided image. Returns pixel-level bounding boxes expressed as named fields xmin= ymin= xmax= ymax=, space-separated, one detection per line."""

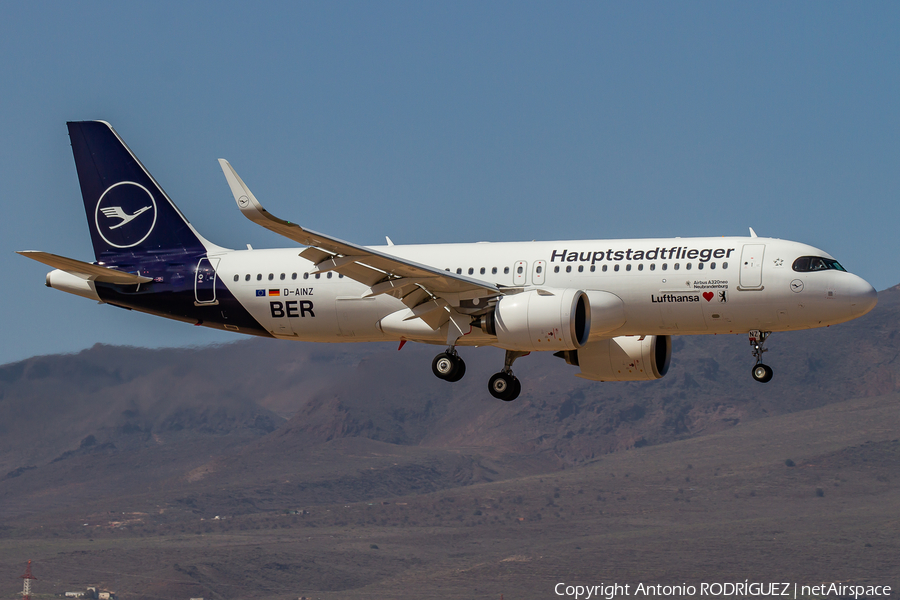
xmin=792 ymin=256 xmax=846 ymax=273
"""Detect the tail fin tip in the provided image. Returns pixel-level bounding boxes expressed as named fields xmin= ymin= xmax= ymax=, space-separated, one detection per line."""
xmin=66 ymin=121 xmax=209 ymax=260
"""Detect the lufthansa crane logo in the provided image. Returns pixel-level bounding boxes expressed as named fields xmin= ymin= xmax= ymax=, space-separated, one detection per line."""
xmin=94 ymin=182 xmax=158 ymax=248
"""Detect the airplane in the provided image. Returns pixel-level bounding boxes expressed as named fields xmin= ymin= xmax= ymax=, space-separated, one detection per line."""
xmin=19 ymin=121 xmax=878 ymax=401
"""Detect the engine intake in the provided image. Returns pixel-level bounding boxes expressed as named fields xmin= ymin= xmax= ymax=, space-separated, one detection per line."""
xmin=556 ymin=335 xmax=671 ymax=381
xmin=479 ymin=288 xmax=590 ymax=352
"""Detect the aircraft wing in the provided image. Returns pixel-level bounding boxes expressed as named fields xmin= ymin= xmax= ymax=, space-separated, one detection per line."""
xmin=219 ymin=160 xmax=504 ymax=328
xmin=17 ymin=251 xmax=153 ymax=284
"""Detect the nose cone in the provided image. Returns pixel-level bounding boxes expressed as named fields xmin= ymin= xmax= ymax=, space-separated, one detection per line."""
xmin=846 ymin=274 xmax=878 ymax=317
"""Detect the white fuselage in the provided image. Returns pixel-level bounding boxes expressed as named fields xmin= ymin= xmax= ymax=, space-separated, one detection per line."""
xmin=210 ymin=236 xmax=876 ymax=346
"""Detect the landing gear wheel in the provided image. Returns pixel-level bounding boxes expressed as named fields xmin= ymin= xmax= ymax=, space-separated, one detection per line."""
xmin=751 ymin=364 xmax=773 ymax=383
xmin=488 ymin=372 xmax=521 ymax=401
xmin=432 ymin=353 xmax=457 ymax=380
xmin=432 ymin=352 xmax=465 ymax=382
xmin=447 ymin=358 xmax=466 ymax=382
xmin=509 ymin=376 xmax=521 ymax=400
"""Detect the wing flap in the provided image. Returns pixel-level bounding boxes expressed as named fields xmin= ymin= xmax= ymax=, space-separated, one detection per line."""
xmin=400 ymin=287 xmax=431 ymax=308
xmin=299 ymin=247 xmax=386 ymax=286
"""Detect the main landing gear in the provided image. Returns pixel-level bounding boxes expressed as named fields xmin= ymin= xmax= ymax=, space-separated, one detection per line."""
xmin=488 ymin=350 xmax=529 ymax=402
xmin=749 ymin=330 xmax=774 ymax=383
xmin=432 ymin=348 xmax=466 ymax=382
xmin=431 ymin=348 xmax=529 ymax=401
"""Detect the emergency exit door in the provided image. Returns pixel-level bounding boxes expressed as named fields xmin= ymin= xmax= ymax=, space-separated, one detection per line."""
xmin=513 ymin=261 xmax=527 ymax=285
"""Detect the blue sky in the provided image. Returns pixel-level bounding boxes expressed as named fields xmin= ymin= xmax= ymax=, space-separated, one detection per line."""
xmin=1 ymin=2 xmax=897 ymax=365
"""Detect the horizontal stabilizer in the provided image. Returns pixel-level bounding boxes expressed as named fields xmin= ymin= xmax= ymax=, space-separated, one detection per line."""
xmin=17 ymin=251 xmax=153 ymax=284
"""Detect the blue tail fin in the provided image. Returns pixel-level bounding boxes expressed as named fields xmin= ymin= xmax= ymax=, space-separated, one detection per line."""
xmin=67 ymin=121 xmax=209 ymax=261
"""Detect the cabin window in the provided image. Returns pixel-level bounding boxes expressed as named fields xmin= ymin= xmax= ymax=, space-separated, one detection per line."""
xmin=339 ymin=274 xmax=344 ymax=278
xmin=554 ymin=266 xmax=560 ymax=273
xmin=292 ymin=273 xmax=297 ymax=280
xmin=590 ymin=265 xmax=595 ymax=272
xmin=674 ymin=263 xmax=680 ymax=270
xmin=504 ymin=266 xmax=510 ymax=274
xmin=602 ymin=265 xmax=608 ymax=272
xmin=480 ymin=267 xmax=486 ymax=275
xmin=614 ymin=264 xmax=620 ymax=272
xmin=638 ymin=264 xmax=644 ymax=271
xmin=650 ymin=264 xmax=655 ymax=271
xmin=662 ymin=264 xmax=668 ymax=271
xmin=280 ymin=273 xmax=286 ymax=280
xmin=710 ymin=262 xmax=716 ymax=270
xmin=723 ymin=262 xmax=729 ymax=269
xmin=517 ymin=266 xmax=524 ymax=274
xmin=492 ymin=267 xmax=498 ymax=274
xmin=315 ymin=273 xmax=321 ymax=279
xmin=578 ymin=265 xmax=583 ymax=273
xmin=456 ymin=268 xmax=462 ymax=274
xmin=327 ymin=272 xmax=333 ymax=279
xmin=626 ymin=264 xmax=632 ymax=272
xmin=686 ymin=263 xmax=692 ymax=270
xmin=268 ymin=273 xmax=274 ymax=280
xmin=697 ymin=263 xmax=704 ymax=270
xmin=468 ymin=268 xmax=474 ymax=275
xmin=257 ymin=274 xmax=262 ymax=281
xmin=566 ymin=265 xmax=572 ymax=273
xmin=233 ymin=274 xmax=239 ymax=282
xmin=245 ymin=274 xmax=251 ymax=281
xmin=536 ymin=265 xmax=543 ymax=274
xmin=303 ymin=273 xmax=309 ymax=279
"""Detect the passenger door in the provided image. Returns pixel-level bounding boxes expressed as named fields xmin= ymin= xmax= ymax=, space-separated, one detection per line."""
xmin=194 ymin=258 xmax=219 ymax=305
xmin=739 ymin=244 xmax=765 ymax=290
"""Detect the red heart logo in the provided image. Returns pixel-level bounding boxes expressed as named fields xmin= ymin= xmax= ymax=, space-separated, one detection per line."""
xmin=703 ymin=292 xmax=714 ymax=302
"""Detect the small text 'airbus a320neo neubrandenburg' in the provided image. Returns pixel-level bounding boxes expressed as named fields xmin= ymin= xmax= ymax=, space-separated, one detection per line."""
xmin=20 ymin=122 xmax=878 ymax=400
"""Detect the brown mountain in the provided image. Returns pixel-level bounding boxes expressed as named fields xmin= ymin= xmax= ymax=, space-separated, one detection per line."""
xmin=0 ymin=286 xmax=897 ymax=598
xmin=0 ymin=285 xmax=896 ymax=511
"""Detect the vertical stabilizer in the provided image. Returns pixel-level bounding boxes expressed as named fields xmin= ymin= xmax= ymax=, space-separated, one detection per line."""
xmin=67 ymin=121 xmax=210 ymax=260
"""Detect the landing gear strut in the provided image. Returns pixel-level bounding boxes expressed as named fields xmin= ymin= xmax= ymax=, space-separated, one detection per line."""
xmin=749 ymin=330 xmax=773 ymax=383
xmin=488 ymin=350 xmax=529 ymax=401
xmin=432 ymin=348 xmax=466 ymax=382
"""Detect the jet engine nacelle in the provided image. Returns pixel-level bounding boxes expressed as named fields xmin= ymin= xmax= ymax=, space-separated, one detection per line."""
xmin=557 ymin=335 xmax=671 ymax=381
xmin=481 ymin=288 xmax=591 ymax=352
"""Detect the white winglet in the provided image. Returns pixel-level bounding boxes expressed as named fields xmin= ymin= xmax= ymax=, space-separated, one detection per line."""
xmin=219 ymin=159 xmax=268 ymax=219
xmin=749 ymin=227 xmax=758 ymax=238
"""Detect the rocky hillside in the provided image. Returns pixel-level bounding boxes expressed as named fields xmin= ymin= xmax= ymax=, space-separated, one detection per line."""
xmin=0 ymin=285 xmax=896 ymax=512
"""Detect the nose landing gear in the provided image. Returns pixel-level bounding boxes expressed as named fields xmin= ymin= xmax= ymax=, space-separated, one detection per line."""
xmin=749 ymin=330 xmax=773 ymax=383
xmin=488 ymin=350 xmax=529 ymax=401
